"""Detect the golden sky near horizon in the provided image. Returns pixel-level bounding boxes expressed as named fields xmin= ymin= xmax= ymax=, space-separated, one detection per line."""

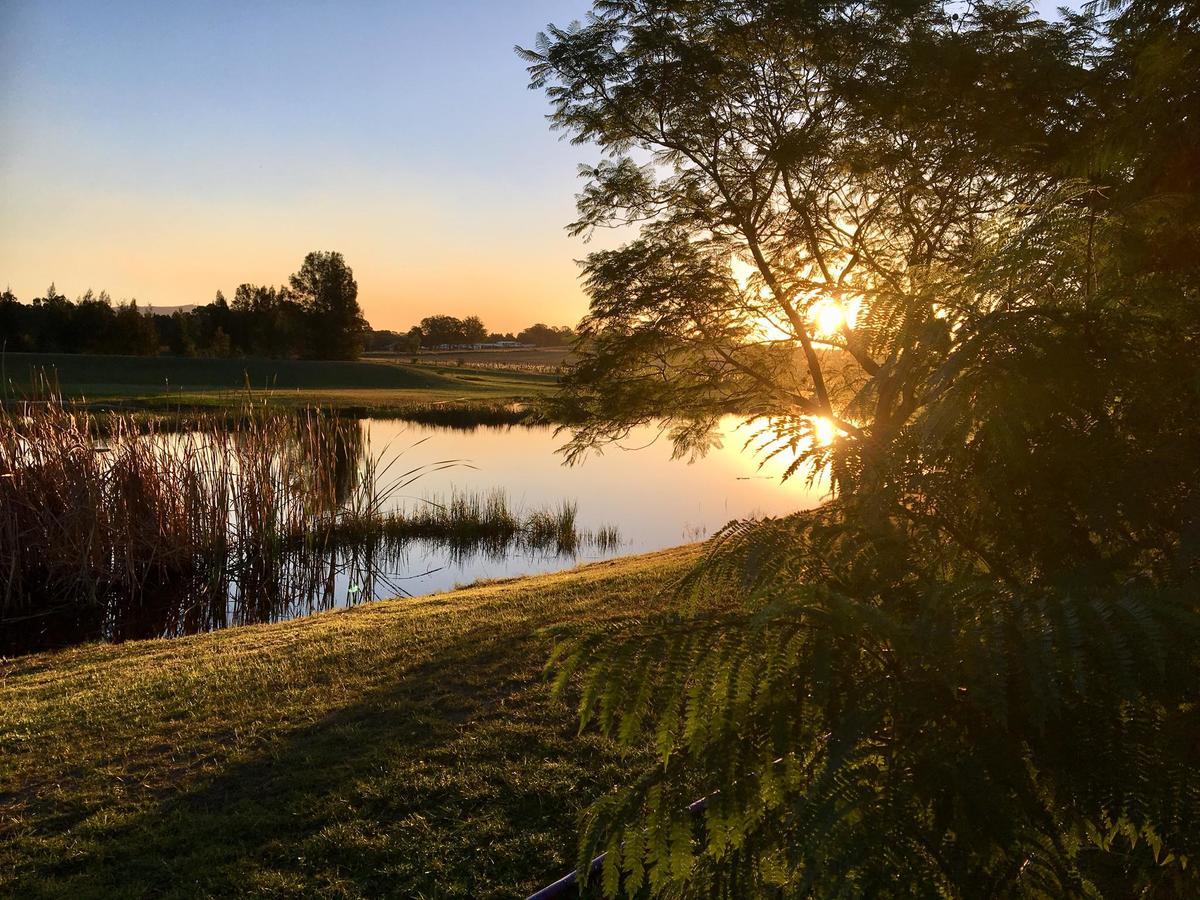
xmin=0 ymin=171 xmax=594 ymax=332
xmin=0 ymin=1 xmax=601 ymax=334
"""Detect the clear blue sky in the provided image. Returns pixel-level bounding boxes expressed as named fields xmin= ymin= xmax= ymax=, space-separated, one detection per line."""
xmin=0 ymin=0 xmax=1076 ymax=332
xmin=0 ymin=0 xmax=596 ymax=331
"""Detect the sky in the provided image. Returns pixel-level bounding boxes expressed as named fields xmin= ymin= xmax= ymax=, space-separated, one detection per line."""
xmin=0 ymin=1 xmax=597 ymax=333
xmin=0 ymin=1 xmax=1075 ymax=334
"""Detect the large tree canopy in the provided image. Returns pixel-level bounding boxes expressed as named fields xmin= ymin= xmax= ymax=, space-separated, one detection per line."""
xmin=288 ymin=250 xmax=367 ymax=359
xmin=524 ymin=0 xmax=1200 ymax=895
xmin=527 ymin=0 xmax=1088 ymax=469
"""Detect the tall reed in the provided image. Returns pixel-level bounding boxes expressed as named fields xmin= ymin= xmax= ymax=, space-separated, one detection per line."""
xmin=0 ymin=402 xmax=375 ymax=651
xmin=0 ymin=400 xmax=620 ymax=654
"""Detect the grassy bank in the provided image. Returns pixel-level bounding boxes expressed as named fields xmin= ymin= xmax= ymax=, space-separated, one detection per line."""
xmin=0 ymin=352 xmax=557 ymax=413
xmin=0 ymin=546 xmax=696 ymax=898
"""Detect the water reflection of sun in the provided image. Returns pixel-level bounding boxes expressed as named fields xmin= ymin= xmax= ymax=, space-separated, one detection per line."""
xmin=720 ymin=416 xmax=839 ymax=498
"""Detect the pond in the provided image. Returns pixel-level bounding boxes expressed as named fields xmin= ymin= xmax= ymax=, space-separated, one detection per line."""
xmin=350 ymin=415 xmax=827 ymax=597
xmin=0 ymin=409 xmax=828 ymax=653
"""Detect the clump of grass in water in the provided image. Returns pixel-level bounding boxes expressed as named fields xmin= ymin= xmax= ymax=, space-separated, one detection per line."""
xmin=389 ymin=401 xmax=539 ymax=431
xmin=385 ymin=492 xmax=619 ymax=558
xmin=592 ymin=524 xmax=623 ymax=553
xmin=382 ymin=488 xmax=519 ymax=557
xmin=526 ymin=500 xmax=579 ymax=554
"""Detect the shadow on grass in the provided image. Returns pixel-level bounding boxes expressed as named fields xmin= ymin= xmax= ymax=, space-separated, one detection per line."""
xmin=12 ymin=614 xmax=630 ymax=899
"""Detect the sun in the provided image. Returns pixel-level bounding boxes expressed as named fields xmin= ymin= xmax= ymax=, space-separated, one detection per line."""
xmin=815 ymin=302 xmax=846 ymax=336
xmin=810 ymin=298 xmax=860 ymax=340
xmin=812 ymin=416 xmax=838 ymax=446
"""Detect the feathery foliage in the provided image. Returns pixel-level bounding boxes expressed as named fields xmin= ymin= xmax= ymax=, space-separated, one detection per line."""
xmin=524 ymin=0 xmax=1200 ymax=894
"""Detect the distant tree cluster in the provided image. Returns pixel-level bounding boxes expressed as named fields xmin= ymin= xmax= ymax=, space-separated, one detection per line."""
xmin=367 ymin=316 xmax=576 ymax=351
xmin=514 ymin=322 xmax=576 ymax=347
xmin=418 ymin=314 xmax=489 ymax=348
xmin=0 ymin=251 xmax=369 ymax=360
xmin=0 ymin=286 xmax=161 ymax=357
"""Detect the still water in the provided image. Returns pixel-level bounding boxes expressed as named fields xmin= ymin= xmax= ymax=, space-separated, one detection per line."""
xmin=353 ymin=415 xmax=826 ymax=598
xmin=2 ymin=413 xmax=831 ymax=653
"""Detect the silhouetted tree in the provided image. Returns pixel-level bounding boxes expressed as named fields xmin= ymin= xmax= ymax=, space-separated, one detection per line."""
xmin=0 ymin=288 xmax=29 ymax=351
xmin=230 ymin=283 xmax=306 ymax=357
xmin=207 ymin=325 xmax=231 ymax=358
xmin=169 ymin=310 xmax=197 ymax=357
xmin=525 ymin=0 xmax=1200 ymax=894
xmin=418 ymin=314 xmax=467 ymax=347
xmin=462 ymin=315 xmax=487 ymax=344
xmin=402 ymin=325 xmax=423 ymax=353
xmin=31 ymin=284 xmax=74 ymax=352
xmin=288 ymin=251 xmax=366 ymax=359
xmin=112 ymin=300 xmax=159 ymax=355
xmin=74 ymin=290 xmax=117 ymax=354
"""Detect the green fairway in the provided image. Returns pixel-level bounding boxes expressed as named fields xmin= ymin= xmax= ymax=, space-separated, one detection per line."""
xmin=0 ymin=546 xmax=695 ymax=899
xmin=0 ymin=352 xmax=558 ymax=412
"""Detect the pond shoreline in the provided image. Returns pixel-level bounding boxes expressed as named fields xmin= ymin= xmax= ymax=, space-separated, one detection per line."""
xmin=2 ymin=401 xmax=820 ymax=655
xmin=0 ymin=403 xmax=628 ymax=655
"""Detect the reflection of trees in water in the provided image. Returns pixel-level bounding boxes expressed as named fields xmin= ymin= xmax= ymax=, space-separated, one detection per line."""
xmin=285 ymin=412 xmax=365 ymax=507
xmin=225 ymin=526 xmax=622 ymax=626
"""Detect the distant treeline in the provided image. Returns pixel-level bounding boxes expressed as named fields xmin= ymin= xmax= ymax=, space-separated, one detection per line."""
xmin=0 ymin=251 xmax=368 ymax=360
xmin=367 ymin=316 xmax=576 ymax=352
xmin=2 ymin=258 xmax=575 ymax=361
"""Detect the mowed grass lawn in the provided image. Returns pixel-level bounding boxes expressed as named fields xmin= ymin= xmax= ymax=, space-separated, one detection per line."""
xmin=0 ymin=352 xmax=558 ymax=411
xmin=0 ymin=547 xmax=696 ymax=899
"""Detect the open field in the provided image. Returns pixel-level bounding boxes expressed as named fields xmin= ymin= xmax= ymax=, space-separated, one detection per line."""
xmin=368 ymin=346 xmax=575 ymax=371
xmin=0 ymin=546 xmax=697 ymax=899
xmin=0 ymin=352 xmax=558 ymax=413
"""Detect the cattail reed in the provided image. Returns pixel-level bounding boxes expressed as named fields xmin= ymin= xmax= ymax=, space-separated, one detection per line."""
xmin=0 ymin=401 xmax=370 ymax=652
